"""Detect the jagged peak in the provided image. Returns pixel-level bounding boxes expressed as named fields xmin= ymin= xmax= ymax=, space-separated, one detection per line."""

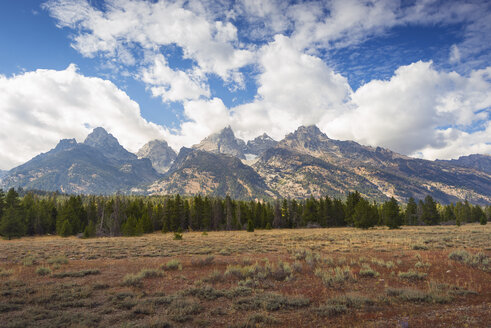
xmin=285 ymin=125 xmax=328 ymax=141
xmin=253 ymin=133 xmax=275 ymax=141
xmin=53 ymin=138 xmax=78 ymax=152
xmin=84 ymin=127 xmax=119 ymax=147
xmin=84 ymin=127 xmax=136 ymax=160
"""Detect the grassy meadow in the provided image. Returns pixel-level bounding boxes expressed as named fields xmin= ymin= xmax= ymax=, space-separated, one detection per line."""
xmin=0 ymin=224 xmax=490 ymax=327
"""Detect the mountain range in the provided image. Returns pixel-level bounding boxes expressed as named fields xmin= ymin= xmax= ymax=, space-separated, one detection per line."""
xmin=1 ymin=126 xmax=490 ymax=204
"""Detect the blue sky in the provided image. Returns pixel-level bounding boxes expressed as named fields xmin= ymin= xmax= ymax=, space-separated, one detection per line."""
xmin=0 ymin=0 xmax=490 ymax=169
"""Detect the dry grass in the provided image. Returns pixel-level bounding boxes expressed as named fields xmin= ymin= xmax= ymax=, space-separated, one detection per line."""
xmin=0 ymin=224 xmax=489 ymax=327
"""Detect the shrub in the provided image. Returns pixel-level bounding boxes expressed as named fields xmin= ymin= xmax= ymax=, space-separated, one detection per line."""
xmin=166 ymin=298 xmax=201 ymax=322
xmin=22 ymin=256 xmax=37 ymax=266
xmin=386 ymin=287 xmax=451 ymax=304
xmin=47 ymin=256 xmax=69 ymax=265
xmin=359 ymin=264 xmax=379 ymax=278
xmin=36 ymin=266 xmax=52 ymax=276
xmin=398 ymin=270 xmax=427 ymax=281
xmin=448 ymin=249 xmax=470 ymax=262
xmin=173 ymin=232 xmax=183 ymax=240
xmin=449 ymin=250 xmax=490 ymax=271
xmin=163 ymin=259 xmax=182 ymax=271
xmin=52 ymin=269 xmax=101 ymax=278
xmin=315 ymin=266 xmax=356 ymax=287
xmin=191 ymin=256 xmax=214 ymax=267
xmin=122 ymin=268 xmax=163 ymax=287
xmin=122 ymin=273 xmax=143 ymax=287
xmin=313 ymin=303 xmax=348 ymax=317
xmin=0 ymin=268 xmax=13 ymax=277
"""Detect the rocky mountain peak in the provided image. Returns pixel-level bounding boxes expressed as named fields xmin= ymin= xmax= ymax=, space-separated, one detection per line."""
xmin=54 ymin=138 xmax=78 ymax=151
xmin=290 ymin=125 xmax=327 ymax=139
xmin=137 ymin=139 xmax=177 ymax=174
xmin=246 ymin=133 xmax=278 ymax=155
xmin=193 ymin=126 xmax=246 ymax=159
xmin=84 ymin=127 xmax=136 ymax=161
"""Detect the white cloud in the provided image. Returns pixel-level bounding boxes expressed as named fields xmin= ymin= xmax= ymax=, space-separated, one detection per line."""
xmin=140 ymin=55 xmax=209 ymax=102
xmin=39 ymin=0 xmax=491 ymax=162
xmin=166 ymin=97 xmax=232 ymax=149
xmin=0 ymin=65 xmax=166 ymax=170
xmin=231 ymin=35 xmax=352 ymax=140
xmin=43 ymin=0 xmax=255 ymax=89
xmin=323 ymin=61 xmax=491 ymax=159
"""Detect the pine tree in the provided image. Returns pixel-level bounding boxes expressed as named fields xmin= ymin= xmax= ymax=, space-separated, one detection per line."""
xmin=0 ymin=189 xmax=26 ymax=239
xmin=83 ymin=220 xmax=96 ymax=238
xmin=247 ymin=219 xmax=254 ymax=232
xmin=382 ymin=197 xmax=402 ymax=229
xmin=353 ymin=198 xmax=378 ymax=229
xmin=345 ymin=191 xmax=362 ymax=225
xmin=442 ymin=204 xmax=456 ymax=222
xmin=404 ymin=197 xmax=418 ymax=225
xmin=421 ymin=195 xmax=440 ymax=225
xmin=0 ymin=189 xmax=5 ymax=218
xmin=122 ymin=216 xmax=141 ymax=236
xmin=0 ymin=207 xmax=26 ymax=239
xmin=58 ymin=219 xmax=72 ymax=237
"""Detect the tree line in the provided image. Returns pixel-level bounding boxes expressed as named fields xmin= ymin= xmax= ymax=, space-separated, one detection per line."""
xmin=0 ymin=189 xmax=488 ymax=239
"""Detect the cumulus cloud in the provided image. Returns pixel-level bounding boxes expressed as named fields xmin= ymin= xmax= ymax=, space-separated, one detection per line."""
xmin=0 ymin=65 xmax=166 ymax=170
xmin=323 ymin=61 xmax=491 ymax=159
xmin=43 ymin=0 xmax=255 ymax=89
xmin=231 ymin=35 xmax=352 ymax=140
xmin=36 ymin=0 xmax=491 ymax=162
xmin=140 ymin=55 xmax=210 ymax=102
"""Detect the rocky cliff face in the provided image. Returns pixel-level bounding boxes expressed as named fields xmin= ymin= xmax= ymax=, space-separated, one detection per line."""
xmin=436 ymin=154 xmax=491 ymax=175
xmin=137 ymin=140 xmax=177 ymax=174
xmin=0 ymin=128 xmax=159 ymax=194
xmin=148 ymin=148 xmax=275 ymax=200
xmin=246 ymin=133 xmax=278 ymax=155
xmin=193 ymin=126 xmax=247 ymax=159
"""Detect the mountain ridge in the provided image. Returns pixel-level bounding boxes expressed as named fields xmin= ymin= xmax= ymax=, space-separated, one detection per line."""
xmin=1 ymin=125 xmax=490 ymax=204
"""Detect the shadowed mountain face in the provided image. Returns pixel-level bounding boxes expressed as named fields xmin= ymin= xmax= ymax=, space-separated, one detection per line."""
xmin=1 ymin=125 xmax=489 ymax=203
xmin=0 ymin=128 xmax=159 ymax=194
xmin=137 ymin=140 xmax=177 ymax=174
xmin=192 ymin=126 xmax=247 ymax=159
xmin=436 ymin=154 xmax=491 ymax=175
xmin=246 ymin=133 xmax=278 ymax=156
xmin=148 ymin=148 xmax=275 ymax=200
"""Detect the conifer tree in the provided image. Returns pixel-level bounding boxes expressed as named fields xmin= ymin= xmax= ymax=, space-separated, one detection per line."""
xmin=0 ymin=189 xmax=26 ymax=239
xmin=247 ymin=218 xmax=254 ymax=232
xmin=353 ymin=198 xmax=378 ymax=229
xmin=383 ymin=197 xmax=402 ymax=229
xmin=421 ymin=195 xmax=440 ymax=225
xmin=404 ymin=197 xmax=418 ymax=225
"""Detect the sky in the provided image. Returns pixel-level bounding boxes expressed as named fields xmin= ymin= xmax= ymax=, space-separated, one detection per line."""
xmin=0 ymin=0 xmax=490 ymax=170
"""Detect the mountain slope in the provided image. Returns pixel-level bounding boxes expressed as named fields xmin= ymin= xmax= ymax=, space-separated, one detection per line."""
xmin=260 ymin=125 xmax=491 ymax=204
xmin=137 ymin=140 xmax=177 ymax=174
xmin=253 ymin=147 xmax=388 ymax=201
xmin=148 ymin=148 xmax=275 ymax=200
xmin=436 ymin=154 xmax=491 ymax=175
xmin=0 ymin=129 xmax=159 ymax=194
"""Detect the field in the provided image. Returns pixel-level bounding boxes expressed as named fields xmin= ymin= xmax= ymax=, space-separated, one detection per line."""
xmin=0 ymin=224 xmax=490 ymax=328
